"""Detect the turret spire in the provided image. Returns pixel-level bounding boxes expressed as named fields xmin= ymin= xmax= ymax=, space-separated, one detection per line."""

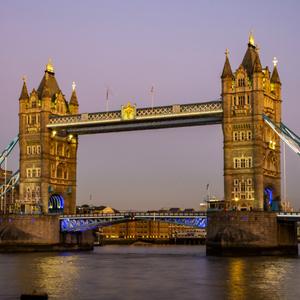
xmin=46 ymin=58 xmax=54 ymax=74
xmin=19 ymin=76 xmax=29 ymax=100
xmin=70 ymin=81 xmax=78 ymax=106
xmin=271 ymin=57 xmax=281 ymax=84
xmin=221 ymin=49 xmax=233 ymax=79
xmin=249 ymin=31 xmax=255 ymax=47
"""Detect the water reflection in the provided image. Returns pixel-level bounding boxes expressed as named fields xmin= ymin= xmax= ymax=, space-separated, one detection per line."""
xmin=0 ymin=246 xmax=299 ymax=300
xmin=227 ymin=259 xmax=246 ymax=299
xmin=226 ymin=257 xmax=293 ymax=299
xmin=18 ymin=253 xmax=80 ymax=299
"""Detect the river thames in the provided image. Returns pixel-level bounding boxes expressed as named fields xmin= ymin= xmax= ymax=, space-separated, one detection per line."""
xmin=0 ymin=245 xmax=299 ymax=299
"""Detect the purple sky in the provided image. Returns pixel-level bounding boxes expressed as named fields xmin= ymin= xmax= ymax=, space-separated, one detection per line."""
xmin=1 ymin=0 xmax=299 ymax=210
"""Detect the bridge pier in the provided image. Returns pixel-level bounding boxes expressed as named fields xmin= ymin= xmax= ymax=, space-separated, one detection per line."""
xmin=206 ymin=211 xmax=298 ymax=256
xmin=0 ymin=215 xmax=94 ymax=252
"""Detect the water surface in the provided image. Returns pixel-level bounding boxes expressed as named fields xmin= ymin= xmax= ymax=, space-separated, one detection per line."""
xmin=0 ymin=245 xmax=299 ymax=299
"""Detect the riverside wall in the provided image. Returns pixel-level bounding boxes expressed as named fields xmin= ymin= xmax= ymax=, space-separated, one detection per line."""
xmin=0 ymin=215 xmax=94 ymax=252
xmin=206 ymin=211 xmax=298 ymax=256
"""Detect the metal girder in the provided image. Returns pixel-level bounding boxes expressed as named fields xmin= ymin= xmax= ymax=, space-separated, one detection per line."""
xmin=0 ymin=170 xmax=20 ymax=197
xmin=263 ymin=115 xmax=300 ymax=156
xmin=60 ymin=212 xmax=207 ymax=232
xmin=0 ymin=136 xmax=19 ymax=166
xmin=47 ymin=101 xmax=223 ymax=135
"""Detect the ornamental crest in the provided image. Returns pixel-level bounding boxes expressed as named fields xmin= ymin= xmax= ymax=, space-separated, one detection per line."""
xmin=121 ymin=102 xmax=136 ymax=120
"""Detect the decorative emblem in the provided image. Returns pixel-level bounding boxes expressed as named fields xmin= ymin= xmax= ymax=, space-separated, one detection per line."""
xmin=121 ymin=102 xmax=136 ymax=120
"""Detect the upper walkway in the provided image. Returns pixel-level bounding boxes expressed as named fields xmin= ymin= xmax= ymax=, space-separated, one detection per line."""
xmin=47 ymin=100 xmax=223 ymax=135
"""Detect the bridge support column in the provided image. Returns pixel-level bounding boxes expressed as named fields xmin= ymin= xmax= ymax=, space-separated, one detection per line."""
xmin=206 ymin=211 xmax=298 ymax=256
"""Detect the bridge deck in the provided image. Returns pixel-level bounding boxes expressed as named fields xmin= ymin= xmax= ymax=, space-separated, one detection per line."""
xmin=47 ymin=101 xmax=223 ymax=134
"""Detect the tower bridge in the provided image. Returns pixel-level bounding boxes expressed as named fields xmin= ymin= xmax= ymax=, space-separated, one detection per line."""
xmin=1 ymin=34 xmax=300 ymax=255
xmin=15 ymin=34 xmax=286 ymax=214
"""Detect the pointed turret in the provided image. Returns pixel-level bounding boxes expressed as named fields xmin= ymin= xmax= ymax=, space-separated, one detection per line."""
xmin=241 ymin=32 xmax=261 ymax=76
xmin=69 ymin=82 xmax=79 ymax=114
xmin=19 ymin=78 xmax=29 ymax=100
xmin=37 ymin=59 xmax=60 ymax=99
xmin=271 ymin=57 xmax=281 ymax=84
xmin=221 ymin=49 xmax=233 ymax=79
xmin=70 ymin=82 xmax=78 ymax=106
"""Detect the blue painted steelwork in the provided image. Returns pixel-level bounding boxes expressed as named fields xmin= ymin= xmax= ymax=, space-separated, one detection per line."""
xmin=149 ymin=217 xmax=207 ymax=228
xmin=59 ymin=212 xmax=207 ymax=232
xmin=0 ymin=136 xmax=19 ymax=166
xmin=60 ymin=216 xmax=129 ymax=232
xmin=0 ymin=170 xmax=20 ymax=197
xmin=263 ymin=115 xmax=300 ymax=156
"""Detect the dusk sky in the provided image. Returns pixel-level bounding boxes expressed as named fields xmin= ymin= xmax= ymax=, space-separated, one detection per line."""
xmin=1 ymin=0 xmax=299 ymax=210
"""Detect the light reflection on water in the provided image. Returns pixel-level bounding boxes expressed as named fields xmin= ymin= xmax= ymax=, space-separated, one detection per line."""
xmin=0 ymin=245 xmax=299 ymax=300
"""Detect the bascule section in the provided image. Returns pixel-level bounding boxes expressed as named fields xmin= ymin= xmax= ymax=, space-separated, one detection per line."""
xmin=222 ymin=34 xmax=282 ymax=211
xmin=18 ymin=60 xmax=78 ymax=214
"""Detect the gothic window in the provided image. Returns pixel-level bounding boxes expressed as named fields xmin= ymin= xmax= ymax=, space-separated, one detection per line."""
xmin=32 ymin=169 xmax=36 ymax=177
xmin=248 ymin=158 xmax=252 ymax=168
xmin=37 ymin=145 xmax=41 ymax=154
xmin=241 ymin=182 xmax=246 ymax=192
xmin=31 ymin=115 xmax=36 ymax=125
xmin=27 ymin=146 xmax=31 ymax=155
xmin=234 ymin=179 xmax=239 ymax=186
xmin=32 ymin=146 xmax=36 ymax=155
xmin=240 ymin=131 xmax=245 ymax=141
xmin=37 ymin=168 xmax=41 ymax=177
xmin=247 ymin=95 xmax=250 ymax=105
xmin=238 ymin=79 xmax=245 ymax=87
xmin=31 ymin=101 xmax=36 ymax=108
xmin=238 ymin=96 xmax=245 ymax=106
xmin=241 ymin=158 xmax=246 ymax=168
xmin=26 ymin=169 xmax=32 ymax=178
xmin=233 ymin=132 xmax=239 ymax=141
xmin=56 ymin=164 xmax=64 ymax=179
xmin=247 ymin=178 xmax=252 ymax=185
xmin=247 ymin=131 xmax=252 ymax=140
xmin=234 ymin=158 xmax=240 ymax=169
xmin=233 ymin=157 xmax=253 ymax=169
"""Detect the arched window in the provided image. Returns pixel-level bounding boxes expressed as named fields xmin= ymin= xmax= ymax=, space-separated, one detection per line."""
xmin=57 ymin=164 xmax=63 ymax=178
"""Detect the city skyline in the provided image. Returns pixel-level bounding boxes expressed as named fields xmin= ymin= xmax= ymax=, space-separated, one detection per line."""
xmin=1 ymin=0 xmax=300 ymax=210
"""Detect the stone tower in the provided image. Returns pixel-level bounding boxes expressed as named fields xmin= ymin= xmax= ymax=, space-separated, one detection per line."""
xmin=222 ymin=34 xmax=282 ymax=211
xmin=18 ymin=60 xmax=78 ymax=214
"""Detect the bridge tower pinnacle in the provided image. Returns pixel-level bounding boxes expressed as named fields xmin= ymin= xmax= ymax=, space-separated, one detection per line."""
xmin=222 ymin=37 xmax=282 ymax=211
xmin=18 ymin=61 xmax=78 ymax=214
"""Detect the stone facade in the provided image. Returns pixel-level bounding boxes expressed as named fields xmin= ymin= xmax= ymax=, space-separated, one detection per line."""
xmin=18 ymin=61 xmax=78 ymax=214
xmin=222 ymin=35 xmax=282 ymax=211
xmin=206 ymin=211 xmax=298 ymax=255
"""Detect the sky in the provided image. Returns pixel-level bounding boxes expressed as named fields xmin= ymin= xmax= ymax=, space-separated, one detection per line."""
xmin=0 ymin=0 xmax=299 ymax=210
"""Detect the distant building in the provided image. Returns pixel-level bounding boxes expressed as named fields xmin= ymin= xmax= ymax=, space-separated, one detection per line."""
xmin=100 ymin=220 xmax=202 ymax=240
xmin=76 ymin=204 xmax=119 ymax=214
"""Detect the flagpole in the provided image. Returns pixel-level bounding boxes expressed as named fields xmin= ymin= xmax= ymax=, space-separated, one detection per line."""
xmin=105 ymin=88 xmax=109 ymax=112
xmin=150 ymin=85 xmax=154 ymax=110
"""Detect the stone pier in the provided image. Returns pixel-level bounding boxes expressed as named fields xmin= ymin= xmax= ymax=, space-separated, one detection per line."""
xmin=206 ymin=211 xmax=298 ymax=256
xmin=0 ymin=215 xmax=94 ymax=252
